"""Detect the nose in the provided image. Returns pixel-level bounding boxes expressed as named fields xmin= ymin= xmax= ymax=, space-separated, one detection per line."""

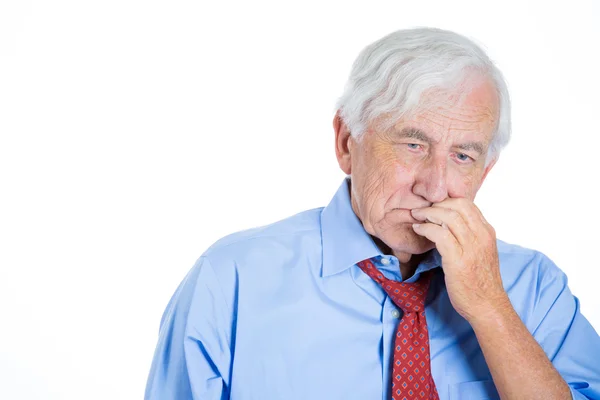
xmin=412 ymin=157 xmax=449 ymax=203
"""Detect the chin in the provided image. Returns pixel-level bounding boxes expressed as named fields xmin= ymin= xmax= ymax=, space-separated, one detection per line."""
xmin=378 ymin=225 xmax=435 ymax=256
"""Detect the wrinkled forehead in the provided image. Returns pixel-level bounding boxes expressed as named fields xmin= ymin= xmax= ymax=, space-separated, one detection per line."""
xmin=413 ymin=75 xmax=499 ymax=120
xmin=374 ymin=75 xmax=500 ymax=139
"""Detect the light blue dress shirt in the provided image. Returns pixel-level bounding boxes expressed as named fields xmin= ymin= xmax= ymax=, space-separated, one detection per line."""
xmin=145 ymin=178 xmax=600 ymax=400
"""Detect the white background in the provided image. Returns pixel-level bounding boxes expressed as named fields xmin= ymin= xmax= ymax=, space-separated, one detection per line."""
xmin=1 ymin=0 xmax=599 ymax=399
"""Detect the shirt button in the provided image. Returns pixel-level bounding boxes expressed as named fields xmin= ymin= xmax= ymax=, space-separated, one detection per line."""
xmin=391 ymin=309 xmax=401 ymax=319
xmin=380 ymin=257 xmax=390 ymax=265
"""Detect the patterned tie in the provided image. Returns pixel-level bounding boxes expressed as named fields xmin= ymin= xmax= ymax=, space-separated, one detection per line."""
xmin=357 ymin=258 xmax=439 ymax=400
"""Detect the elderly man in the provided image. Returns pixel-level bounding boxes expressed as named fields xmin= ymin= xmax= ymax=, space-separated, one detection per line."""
xmin=145 ymin=28 xmax=600 ymax=399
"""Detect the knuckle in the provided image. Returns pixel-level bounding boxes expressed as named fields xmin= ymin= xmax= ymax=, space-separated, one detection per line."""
xmin=442 ymin=230 xmax=453 ymax=241
xmin=449 ymin=209 xmax=461 ymax=222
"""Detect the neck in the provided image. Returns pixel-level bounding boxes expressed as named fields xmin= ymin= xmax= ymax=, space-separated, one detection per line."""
xmin=371 ymin=236 xmax=426 ymax=280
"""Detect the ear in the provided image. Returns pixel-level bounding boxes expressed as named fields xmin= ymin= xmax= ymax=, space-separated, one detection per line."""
xmin=333 ymin=111 xmax=353 ymax=175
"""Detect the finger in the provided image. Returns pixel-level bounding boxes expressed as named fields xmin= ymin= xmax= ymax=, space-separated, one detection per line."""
xmin=410 ymin=207 xmax=471 ymax=247
xmin=432 ymin=198 xmax=490 ymax=231
xmin=411 ymin=222 xmax=462 ymax=260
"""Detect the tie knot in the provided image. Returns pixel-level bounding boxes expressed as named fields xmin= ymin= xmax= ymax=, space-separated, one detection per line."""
xmin=357 ymin=258 xmax=431 ymax=314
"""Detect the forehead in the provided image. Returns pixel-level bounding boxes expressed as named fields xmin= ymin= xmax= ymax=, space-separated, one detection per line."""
xmin=405 ymin=78 xmax=499 ymax=137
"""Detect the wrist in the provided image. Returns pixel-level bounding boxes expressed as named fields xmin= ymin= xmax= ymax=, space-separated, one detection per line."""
xmin=465 ymin=294 xmax=515 ymax=330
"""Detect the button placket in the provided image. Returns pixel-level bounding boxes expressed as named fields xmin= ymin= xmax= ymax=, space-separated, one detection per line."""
xmin=358 ymin=258 xmax=439 ymax=400
xmin=382 ymin=296 xmax=399 ymax=400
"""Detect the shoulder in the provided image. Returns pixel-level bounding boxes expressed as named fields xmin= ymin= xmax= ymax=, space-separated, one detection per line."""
xmin=204 ymin=207 xmax=323 ymax=259
xmin=496 ymin=238 xmax=566 ymax=283
xmin=197 ymin=207 xmax=324 ymax=283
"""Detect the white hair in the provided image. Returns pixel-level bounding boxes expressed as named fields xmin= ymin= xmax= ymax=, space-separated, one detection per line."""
xmin=336 ymin=27 xmax=511 ymax=166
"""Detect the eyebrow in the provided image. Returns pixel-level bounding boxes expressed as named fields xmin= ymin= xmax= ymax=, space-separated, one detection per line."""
xmin=397 ymin=127 xmax=486 ymax=156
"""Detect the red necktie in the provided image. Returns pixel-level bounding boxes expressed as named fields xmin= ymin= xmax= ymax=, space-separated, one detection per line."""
xmin=357 ymin=258 xmax=439 ymax=400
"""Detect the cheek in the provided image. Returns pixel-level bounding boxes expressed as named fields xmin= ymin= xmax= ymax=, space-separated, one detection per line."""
xmin=447 ymin=169 xmax=480 ymax=199
xmin=391 ymin=159 xmax=416 ymax=187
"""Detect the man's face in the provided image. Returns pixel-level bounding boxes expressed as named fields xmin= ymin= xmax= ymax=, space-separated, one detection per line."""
xmin=335 ymin=77 xmax=499 ymax=263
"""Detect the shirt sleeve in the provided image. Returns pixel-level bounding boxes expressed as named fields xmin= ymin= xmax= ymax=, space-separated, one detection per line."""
xmin=529 ymin=254 xmax=600 ymax=400
xmin=145 ymin=256 xmax=233 ymax=400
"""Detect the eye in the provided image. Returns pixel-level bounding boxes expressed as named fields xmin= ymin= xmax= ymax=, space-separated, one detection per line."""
xmin=456 ymin=153 xmax=473 ymax=162
xmin=407 ymin=143 xmax=421 ymax=150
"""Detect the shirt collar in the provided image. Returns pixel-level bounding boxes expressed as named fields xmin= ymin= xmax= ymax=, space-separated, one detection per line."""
xmin=320 ymin=177 xmax=442 ymax=277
